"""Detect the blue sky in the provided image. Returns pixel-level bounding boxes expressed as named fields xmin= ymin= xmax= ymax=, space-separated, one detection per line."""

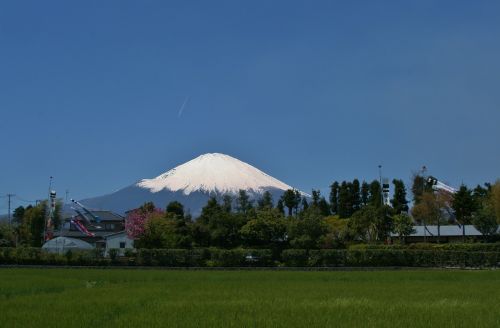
xmin=1 ymin=1 xmax=499 ymax=211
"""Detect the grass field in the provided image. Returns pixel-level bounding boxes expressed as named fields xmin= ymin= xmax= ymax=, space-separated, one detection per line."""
xmin=0 ymin=269 xmax=499 ymax=327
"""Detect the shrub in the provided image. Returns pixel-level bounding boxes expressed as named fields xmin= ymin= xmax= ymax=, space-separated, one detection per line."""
xmin=0 ymin=247 xmax=499 ymax=268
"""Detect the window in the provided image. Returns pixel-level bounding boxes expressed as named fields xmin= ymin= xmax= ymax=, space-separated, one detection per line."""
xmin=119 ymin=242 xmax=126 ymax=248
xmin=105 ymin=223 xmax=115 ymax=231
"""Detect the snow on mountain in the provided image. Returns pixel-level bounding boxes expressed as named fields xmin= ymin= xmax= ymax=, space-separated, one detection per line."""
xmin=137 ymin=153 xmax=293 ymax=195
xmin=79 ymin=153 xmax=305 ymax=216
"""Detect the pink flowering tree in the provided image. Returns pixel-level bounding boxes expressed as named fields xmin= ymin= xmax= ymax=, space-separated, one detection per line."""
xmin=125 ymin=206 xmax=164 ymax=240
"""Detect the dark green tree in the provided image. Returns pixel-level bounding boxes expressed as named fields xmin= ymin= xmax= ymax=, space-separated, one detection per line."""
xmin=236 ymin=190 xmax=253 ymax=214
xmin=368 ymin=180 xmax=382 ymax=208
xmin=195 ymin=197 xmax=246 ymax=248
xmin=311 ymin=190 xmax=321 ymax=206
xmin=361 ymin=181 xmax=370 ymax=207
xmin=240 ymin=208 xmax=287 ymax=249
xmin=391 ymin=179 xmax=409 ymax=213
xmin=351 ymin=179 xmax=361 ymax=212
xmin=19 ymin=202 xmax=46 ymax=247
xmin=301 ymin=197 xmax=309 ymax=212
xmin=329 ymin=181 xmax=339 ymax=215
xmin=472 ymin=201 xmax=498 ymax=239
xmin=257 ymin=191 xmax=273 ymax=210
xmin=13 ymin=206 xmax=25 ymax=225
xmin=318 ymin=197 xmax=331 ymax=217
xmin=222 ymin=194 xmax=233 ymax=213
xmin=294 ymin=190 xmax=302 ymax=215
xmin=166 ymin=201 xmax=184 ymax=218
xmin=276 ymin=199 xmax=285 ymax=215
xmin=288 ymin=207 xmax=328 ymax=249
xmin=139 ymin=201 xmax=156 ymax=214
xmin=338 ymin=181 xmax=351 ymax=218
xmin=282 ymin=189 xmax=299 ymax=216
xmin=411 ymin=174 xmax=433 ymax=204
xmin=452 ymin=185 xmax=477 ymax=241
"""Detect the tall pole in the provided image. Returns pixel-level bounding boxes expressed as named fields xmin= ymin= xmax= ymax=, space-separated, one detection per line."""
xmin=7 ymin=194 xmax=15 ymax=226
xmin=378 ymin=165 xmax=383 ymax=204
xmin=421 ymin=166 xmax=427 ymax=243
xmin=43 ymin=176 xmax=54 ymax=243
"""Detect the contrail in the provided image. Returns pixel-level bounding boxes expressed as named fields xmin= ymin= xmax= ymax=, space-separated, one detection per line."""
xmin=178 ymin=96 xmax=190 ymax=117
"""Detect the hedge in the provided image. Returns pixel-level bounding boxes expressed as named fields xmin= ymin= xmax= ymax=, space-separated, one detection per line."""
xmin=1 ymin=247 xmax=499 ymax=268
xmin=348 ymin=242 xmax=500 ymax=252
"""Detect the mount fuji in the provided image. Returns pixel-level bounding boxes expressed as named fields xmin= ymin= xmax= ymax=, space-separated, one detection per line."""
xmin=80 ymin=153 xmax=306 ymax=216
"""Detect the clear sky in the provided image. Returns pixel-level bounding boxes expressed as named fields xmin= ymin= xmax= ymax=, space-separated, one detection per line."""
xmin=1 ymin=0 xmax=499 ymax=211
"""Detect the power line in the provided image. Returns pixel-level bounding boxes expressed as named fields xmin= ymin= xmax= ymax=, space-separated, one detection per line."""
xmin=15 ymin=195 xmax=38 ymax=204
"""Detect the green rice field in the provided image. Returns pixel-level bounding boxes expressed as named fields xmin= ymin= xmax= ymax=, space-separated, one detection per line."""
xmin=0 ymin=268 xmax=499 ymax=327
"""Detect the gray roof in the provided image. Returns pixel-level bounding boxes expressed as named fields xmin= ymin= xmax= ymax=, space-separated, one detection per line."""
xmin=103 ymin=230 xmax=129 ymax=239
xmin=391 ymin=225 xmax=483 ymax=237
xmin=64 ymin=210 xmax=124 ymax=222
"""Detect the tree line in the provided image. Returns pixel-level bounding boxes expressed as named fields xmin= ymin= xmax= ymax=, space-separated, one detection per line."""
xmin=125 ymin=177 xmax=500 ymax=249
xmin=1 ymin=177 xmax=499 ymax=249
xmin=0 ymin=201 xmax=62 ymax=247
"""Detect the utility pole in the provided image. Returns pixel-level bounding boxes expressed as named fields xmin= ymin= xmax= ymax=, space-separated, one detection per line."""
xmin=421 ymin=165 xmax=427 ymax=243
xmin=378 ymin=165 xmax=383 ymax=204
xmin=7 ymin=194 xmax=15 ymax=225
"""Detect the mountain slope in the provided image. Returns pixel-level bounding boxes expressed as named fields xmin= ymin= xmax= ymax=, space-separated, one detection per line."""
xmin=138 ymin=153 xmax=293 ymax=194
xmin=80 ymin=153 xmax=305 ymax=216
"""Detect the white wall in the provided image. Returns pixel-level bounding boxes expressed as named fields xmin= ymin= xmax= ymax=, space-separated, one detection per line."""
xmin=105 ymin=233 xmax=134 ymax=256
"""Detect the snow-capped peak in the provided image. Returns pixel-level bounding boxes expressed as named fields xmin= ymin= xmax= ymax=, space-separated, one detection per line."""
xmin=137 ymin=153 xmax=297 ymax=195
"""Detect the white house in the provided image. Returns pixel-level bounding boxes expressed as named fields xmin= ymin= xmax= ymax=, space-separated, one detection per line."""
xmin=104 ymin=231 xmax=134 ymax=257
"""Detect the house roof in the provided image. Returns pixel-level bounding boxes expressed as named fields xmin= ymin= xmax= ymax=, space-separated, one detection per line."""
xmin=391 ymin=225 xmax=483 ymax=237
xmin=64 ymin=210 xmax=124 ymax=222
xmin=104 ymin=230 xmax=130 ymax=239
xmin=54 ymin=231 xmax=112 ymax=238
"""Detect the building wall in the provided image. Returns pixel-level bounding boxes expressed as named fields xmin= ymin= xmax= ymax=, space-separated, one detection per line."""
xmin=105 ymin=234 xmax=134 ymax=256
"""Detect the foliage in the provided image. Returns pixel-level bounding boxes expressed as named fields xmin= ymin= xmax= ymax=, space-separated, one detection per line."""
xmin=329 ymin=181 xmax=339 ymax=215
xmin=491 ymin=181 xmax=500 ymax=223
xmin=452 ymin=185 xmax=477 ymax=226
xmin=166 ymin=201 xmax=185 ymax=218
xmin=368 ymin=180 xmax=382 ymax=208
xmin=321 ymin=215 xmax=349 ymax=248
xmin=257 ymin=191 xmax=273 ymax=210
xmin=236 ymin=189 xmax=253 ymax=214
xmin=411 ymin=192 xmax=445 ymax=225
xmin=194 ymin=197 xmax=248 ymax=248
xmin=0 ymin=222 xmax=16 ymax=247
xmin=287 ymin=207 xmax=328 ymax=249
xmin=472 ymin=201 xmax=498 ymax=238
xmin=391 ymin=179 xmax=409 ymax=213
xmin=281 ymin=189 xmax=301 ymax=216
xmin=347 ymin=205 xmax=390 ymax=242
xmin=240 ymin=209 xmax=287 ymax=248
xmin=16 ymin=203 xmax=47 ymax=247
xmin=137 ymin=214 xmax=178 ymax=249
xmin=392 ymin=213 xmax=415 ymax=243
xmin=125 ymin=205 xmax=164 ymax=240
